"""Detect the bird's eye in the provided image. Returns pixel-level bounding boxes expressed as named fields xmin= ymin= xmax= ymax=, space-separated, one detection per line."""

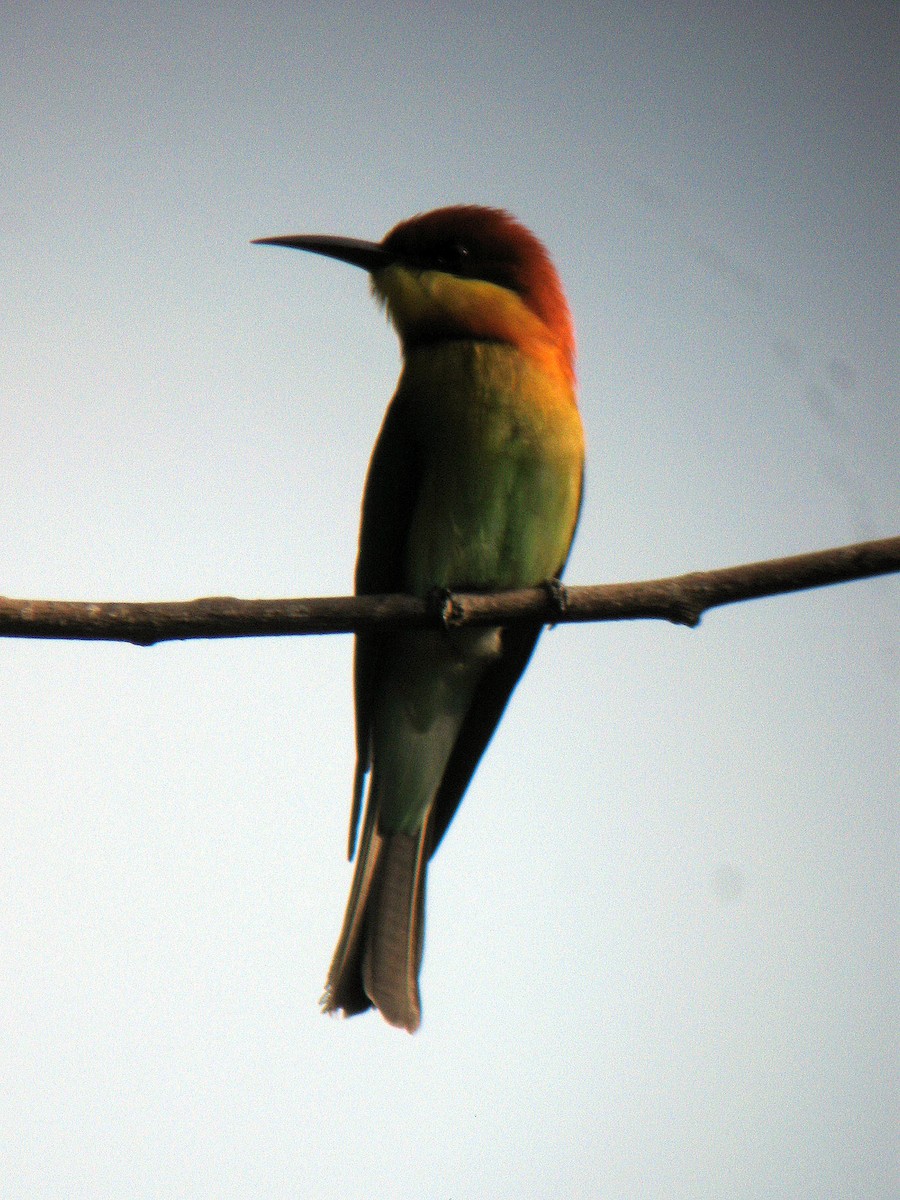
xmin=434 ymin=240 xmax=471 ymax=272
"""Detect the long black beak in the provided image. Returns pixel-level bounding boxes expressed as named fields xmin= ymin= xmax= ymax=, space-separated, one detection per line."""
xmin=252 ymin=233 xmax=391 ymax=273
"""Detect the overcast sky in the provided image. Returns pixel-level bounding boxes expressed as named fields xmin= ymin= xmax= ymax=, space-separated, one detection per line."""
xmin=1 ymin=4 xmax=897 ymax=1197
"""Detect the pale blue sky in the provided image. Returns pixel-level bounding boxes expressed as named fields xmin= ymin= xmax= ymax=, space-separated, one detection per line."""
xmin=1 ymin=4 xmax=897 ymax=1197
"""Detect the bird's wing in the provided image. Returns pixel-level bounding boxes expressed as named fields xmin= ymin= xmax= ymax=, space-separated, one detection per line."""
xmin=426 ymin=622 xmax=543 ymax=856
xmin=348 ymin=389 xmax=421 ymax=858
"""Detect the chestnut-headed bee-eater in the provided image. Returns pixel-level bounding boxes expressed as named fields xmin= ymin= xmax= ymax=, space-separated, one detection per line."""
xmin=255 ymin=207 xmax=584 ymax=1031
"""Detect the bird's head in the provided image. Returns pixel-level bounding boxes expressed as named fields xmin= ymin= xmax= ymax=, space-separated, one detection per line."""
xmin=254 ymin=206 xmax=575 ymax=380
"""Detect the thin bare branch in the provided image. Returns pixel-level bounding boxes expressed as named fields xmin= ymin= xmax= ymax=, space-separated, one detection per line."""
xmin=0 ymin=536 xmax=897 ymax=647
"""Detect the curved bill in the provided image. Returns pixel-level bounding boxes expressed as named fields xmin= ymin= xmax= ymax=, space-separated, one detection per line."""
xmin=252 ymin=233 xmax=391 ymax=272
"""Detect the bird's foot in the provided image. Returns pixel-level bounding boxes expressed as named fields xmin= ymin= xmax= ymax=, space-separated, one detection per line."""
xmin=427 ymin=586 xmax=464 ymax=631
xmin=543 ymin=577 xmax=569 ymax=627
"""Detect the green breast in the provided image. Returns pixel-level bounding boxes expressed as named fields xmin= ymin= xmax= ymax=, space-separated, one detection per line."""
xmin=399 ymin=341 xmax=584 ymax=595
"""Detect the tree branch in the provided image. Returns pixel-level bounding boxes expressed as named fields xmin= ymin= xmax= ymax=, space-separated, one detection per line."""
xmin=0 ymin=536 xmax=897 ymax=647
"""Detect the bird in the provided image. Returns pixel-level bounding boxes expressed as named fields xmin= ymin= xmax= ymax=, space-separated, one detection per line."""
xmin=255 ymin=206 xmax=585 ymax=1031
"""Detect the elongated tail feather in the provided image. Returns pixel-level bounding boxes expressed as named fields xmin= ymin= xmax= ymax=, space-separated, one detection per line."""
xmin=361 ymin=829 xmax=428 ymax=1032
xmin=322 ymin=816 xmax=430 ymax=1033
xmin=321 ymin=806 xmax=383 ymax=1018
